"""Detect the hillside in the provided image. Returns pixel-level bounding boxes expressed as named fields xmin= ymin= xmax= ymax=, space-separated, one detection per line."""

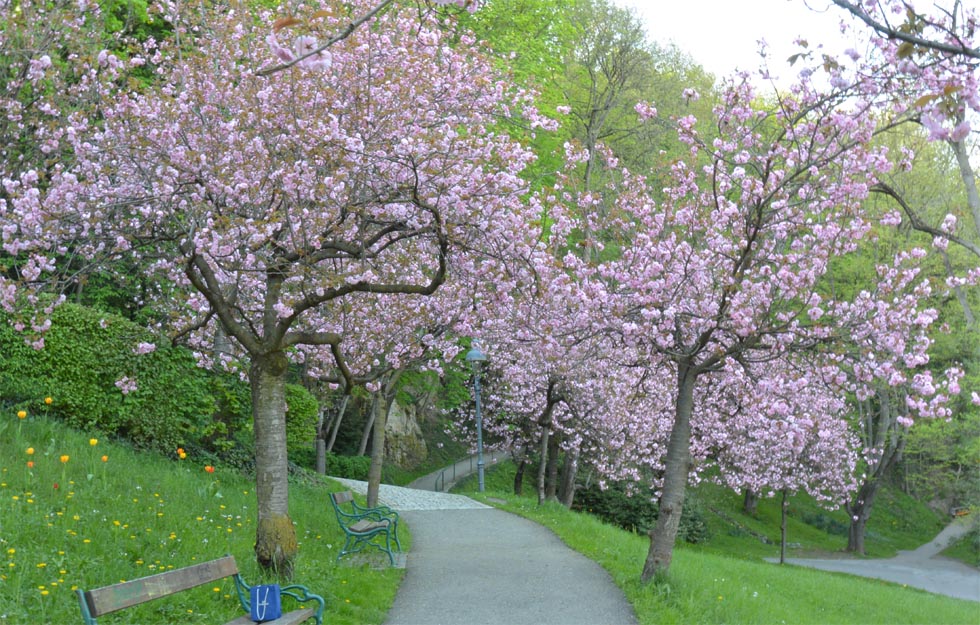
xmin=0 ymin=413 xmax=403 ymax=624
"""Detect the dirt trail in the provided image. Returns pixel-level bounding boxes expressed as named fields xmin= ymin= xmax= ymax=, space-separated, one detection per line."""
xmin=771 ymin=514 xmax=979 ymax=602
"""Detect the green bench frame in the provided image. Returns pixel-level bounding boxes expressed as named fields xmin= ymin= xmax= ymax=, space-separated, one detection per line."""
xmin=76 ymin=554 xmax=324 ymax=625
xmin=330 ymin=490 xmax=401 ymax=565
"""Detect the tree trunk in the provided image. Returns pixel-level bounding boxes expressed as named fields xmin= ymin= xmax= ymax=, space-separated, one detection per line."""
xmin=940 ymin=248 xmax=977 ymax=328
xmin=848 ymin=514 xmax=868 ymax=555
xmin=366 ymin=391 xmax=388 ymax=508
xmin=314 ymin=404 xmax=328 ymax=474
xmin=326 ymin=393 xmax=350 ymax=454
xmin=315 ymin=438 xmax=327 ymax=475
xmin=779 ymin=489 xmax=788 ymax=564
xmin=847 ymin=390 xmax=907 ymax=554
xmin=846 ymin=479 xmax=882 ymax=554
xmin=743 ymin=489 xmax=759 ymax=516
xmin=641 ymin=362 xmax=696 ymax=582
xmin=545 ymin=435 xmax=560 ymax=501
xmin=536 ymin=424 xmax=550 ymax=505
xmin=357 ymin=394 xmax=378 ymax=457
xmin=367 ymin=373 xmax=401 ymax=508
xmin=250 ymin=352 xmax=297 ymax=577
xmin=559 ymin=444 xmax=581 ymax=508
xmin=514 ymin=457 xmax=527 ymax=496
xmin=950 ymin=131 xmax=980 ymax=243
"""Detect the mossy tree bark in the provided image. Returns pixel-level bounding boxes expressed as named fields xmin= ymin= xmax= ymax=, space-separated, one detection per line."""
xmin=250 ymin=351 xmax=297 ymax=577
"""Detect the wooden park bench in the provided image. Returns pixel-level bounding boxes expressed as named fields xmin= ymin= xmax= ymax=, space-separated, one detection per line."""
xmin=330 ymin=490 xmax=401 ymax=565
xmin=76 ymin=554 xmax=324 ymax=625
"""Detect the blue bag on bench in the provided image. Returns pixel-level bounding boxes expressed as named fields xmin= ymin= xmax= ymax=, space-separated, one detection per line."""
xmin=250 ymin=584 xmax=282 ymax=622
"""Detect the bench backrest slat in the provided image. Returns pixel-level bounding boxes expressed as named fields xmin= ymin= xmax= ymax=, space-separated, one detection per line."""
xmin=331 ymin=491 xmax=354 ymax=505
xmin=81 ymin=555 xmax=239 ymax=617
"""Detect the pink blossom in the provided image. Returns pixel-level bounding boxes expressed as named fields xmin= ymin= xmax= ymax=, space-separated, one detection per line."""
xmin=115 ymin=376 xmax=138 ymax=395
xmin=634 ymin=101 xmax=658 ymax=120
xmin=134 ymin=342 xmax=157 ymax=355
xmin=949 ymin=120 xmax=971 ymax=142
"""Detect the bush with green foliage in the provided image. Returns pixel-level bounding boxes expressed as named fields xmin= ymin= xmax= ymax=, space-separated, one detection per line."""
xmin=572 ymin=483 xmax=711 ymax=544
xmin=0 ymin=303 xmax=214 ymax=453
xmin=800 ymin=510 xmax=850 ymax=536
xmin=285 ymin=383 xmax=319 ymax=453
xmin=323 ymin=453 xmax=372 ymax=480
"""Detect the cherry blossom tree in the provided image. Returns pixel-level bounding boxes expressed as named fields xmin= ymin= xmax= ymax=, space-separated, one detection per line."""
xmin=817 ymin=0 xmax=980 ymax=325
xmin=804 ymin=0 xmax=979 ymax=548
xmin=591 ymin=71 xmax=956 ymax=581
xmin=1 ymin=0 xmax=549 ymax=574
xmin=702 ymin=362 xmax=859 ymax=562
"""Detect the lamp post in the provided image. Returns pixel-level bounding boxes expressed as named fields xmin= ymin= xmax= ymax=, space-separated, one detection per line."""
xmin=465 ymin=344 xmax=487 ymax=492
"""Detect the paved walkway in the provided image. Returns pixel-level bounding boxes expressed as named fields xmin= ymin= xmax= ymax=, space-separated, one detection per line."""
xmin=332 ymin=454 xmax=637 ymax=625
xmin=406 ymin=450 xmax=510 ymax=492
xmin=769 ymin=514 xmax=980 ymax=602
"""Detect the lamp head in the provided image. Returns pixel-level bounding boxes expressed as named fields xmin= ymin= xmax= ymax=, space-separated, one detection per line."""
xmin=465 ymin=346 xmax=487 ymax=366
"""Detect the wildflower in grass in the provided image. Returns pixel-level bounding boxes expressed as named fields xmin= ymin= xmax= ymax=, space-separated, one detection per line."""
xmin=60 ymin=455 xmax=69 ymax=464
xmin=44 ymin=397 xmax=52 ymax=405
xmin=101 ymin=455 xmax=108 ymax=462
xmin=177 ymin=447 xmax=187 ymax=460
xmin=89 ymin=438 xmax=98 ymax=446
xmin=17 ymin=410 xmax=26 ymax=419
xmin=27 ymin=461 xmax=33 ymax=469
xmin=205 ymin=465 xmax=215 ymax=474
xmin=53 ymin=483 xmax=59 ymax=489
xmin=26 ymin=448 xmax=34 ymax=455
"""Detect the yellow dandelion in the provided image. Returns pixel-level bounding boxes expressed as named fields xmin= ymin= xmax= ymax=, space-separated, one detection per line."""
xmin=17 ymin=410 xmax=26 ymax=419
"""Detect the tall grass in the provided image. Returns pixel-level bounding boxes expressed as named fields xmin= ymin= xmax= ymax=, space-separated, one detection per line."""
xmin=455 ymin=464 xmax=979 ymax=625
xmin=0 ymin=410 xmax=404 ymax=624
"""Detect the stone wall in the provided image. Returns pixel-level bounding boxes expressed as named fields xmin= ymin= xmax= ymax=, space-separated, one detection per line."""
xmin=385 ymin=400 xmax=428 ymax=469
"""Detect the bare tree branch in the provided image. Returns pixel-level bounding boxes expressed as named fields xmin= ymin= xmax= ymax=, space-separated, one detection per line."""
xmin=829 ymin=0 xmax=980 ymax=59
xmin=872 ymin=181 xmax=980 ymax=257
xmin=256 ymin=0 xmax=395 ymax=77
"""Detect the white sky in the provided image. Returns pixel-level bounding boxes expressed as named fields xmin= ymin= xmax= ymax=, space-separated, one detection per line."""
xmin=617 ymin=0 xmax=864 ymax=84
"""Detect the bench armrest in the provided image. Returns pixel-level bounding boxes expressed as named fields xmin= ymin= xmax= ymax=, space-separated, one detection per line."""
xmin=351 ymin=501 xmax=399 ymax=521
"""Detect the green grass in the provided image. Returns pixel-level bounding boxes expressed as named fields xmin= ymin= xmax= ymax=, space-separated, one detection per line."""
xmin=454 ymin=463 xmax=979 ymax=625
xmin=686 ymin=480 xmax=946 ymax=560
xmin=0 ymin=411 xmax=405 ymax=624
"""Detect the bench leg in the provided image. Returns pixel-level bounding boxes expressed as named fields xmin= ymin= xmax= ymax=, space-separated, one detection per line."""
xmin=391 ymin=520 xmax=402 ymax=552
xmin=338 ymin=529 xmax=395 ymax=565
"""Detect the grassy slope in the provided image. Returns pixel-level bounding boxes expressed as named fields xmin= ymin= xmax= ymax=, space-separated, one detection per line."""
xmin=454 ymin=462 xmax=979 ymax=625
xmin=0 ymin=413 xmax=404 ymax=624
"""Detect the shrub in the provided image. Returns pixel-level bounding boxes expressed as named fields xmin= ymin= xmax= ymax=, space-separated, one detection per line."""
xmin=801 ymin=510 xmax=849 ymax=536
xmin=324 ymin=453 xmax=372 ymax=480
xmin=285 ymin=383 xmax=319 ymax=453
xmin=0 ymin=303 xmax=214 ymax=453
xmin=572 ymin=483 xmax=711 ymax=543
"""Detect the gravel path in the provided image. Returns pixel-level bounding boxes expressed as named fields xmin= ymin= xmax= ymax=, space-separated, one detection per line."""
xmin=329 ymin=477 xmax=491 ymax=511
